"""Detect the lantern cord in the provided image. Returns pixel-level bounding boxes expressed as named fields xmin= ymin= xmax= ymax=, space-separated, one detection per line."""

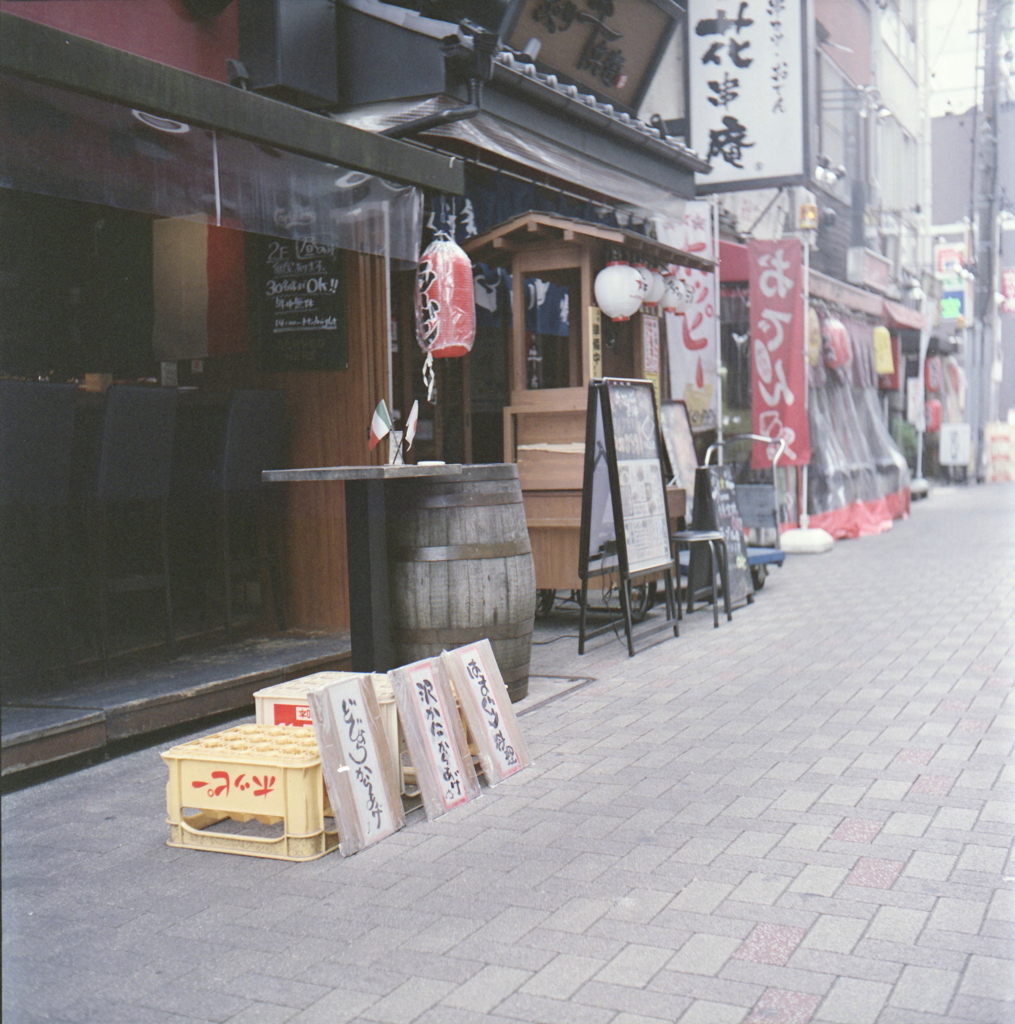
xmin=423 ymin=352 xmax=436 ymax=403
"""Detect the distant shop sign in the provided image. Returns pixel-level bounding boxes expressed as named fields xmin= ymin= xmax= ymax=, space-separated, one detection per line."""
xmin=688 ymin=0 xmax=809 ymax=193
xmin=502 ymin=0 xmax=681 ymax=114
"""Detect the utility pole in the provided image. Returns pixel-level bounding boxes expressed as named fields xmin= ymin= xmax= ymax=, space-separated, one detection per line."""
xmin=971 ymin=0 xmax=1003 ymax=480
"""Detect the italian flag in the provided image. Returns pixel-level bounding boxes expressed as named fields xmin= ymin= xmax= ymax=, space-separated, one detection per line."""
xmin=368 ymin=400 xmax=392 ymax=450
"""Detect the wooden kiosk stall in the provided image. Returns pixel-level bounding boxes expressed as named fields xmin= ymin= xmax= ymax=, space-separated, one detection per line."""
xmin=462 ymin=213 xmax=713 ymax=602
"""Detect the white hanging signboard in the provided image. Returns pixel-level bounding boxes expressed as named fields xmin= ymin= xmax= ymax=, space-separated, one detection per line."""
xmin=389 ymin=657 xmax=480 ymax=820
xmin=308 ymin=674 xmax=404 ymax=856
xmin=441 ymin=640 xmax=532 ymax=786
xmin=688 ymin=0 xmax=810 ymax=192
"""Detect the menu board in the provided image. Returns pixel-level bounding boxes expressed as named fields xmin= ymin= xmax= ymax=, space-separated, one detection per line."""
xmin=659 ymin=400 xmax=699 ymax=520
xmin=580 ymin=378 xmax=672 ymax=579
xmin=250 ymin=236 xmax=348 ymax=371
xmin=689 ymin=465 xmax=753 ymax=609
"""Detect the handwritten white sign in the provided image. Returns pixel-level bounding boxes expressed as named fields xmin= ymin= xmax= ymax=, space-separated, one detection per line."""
xmin=442 ymin=640 xmax=531 ymax=786
xmin=308 ymin=675 xmax=403 ymax=856
xmin=391 ymin=658 xmax=480 ymax=820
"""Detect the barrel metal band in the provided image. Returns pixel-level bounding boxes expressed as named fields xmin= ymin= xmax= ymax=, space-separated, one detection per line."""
xmin=397 ymin=619 xmax=535 ymax=644
xmin=406 ymin=491 xmax=522 ymax=509
xmin=392 ymin=539 xmax=532 ymax=561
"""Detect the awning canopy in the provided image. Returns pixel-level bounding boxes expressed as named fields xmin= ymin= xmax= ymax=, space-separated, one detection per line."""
xmin=461 ymin=211 xmax=715 ymax=271
xmin=334 ymin=99 xmax=692 ymax=219
xmin=883 ymin=299 xmax=925 ymax=331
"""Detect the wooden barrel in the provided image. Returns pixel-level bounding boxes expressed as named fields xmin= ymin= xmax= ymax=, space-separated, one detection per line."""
xmin=386 ymin=464 xmax=536 ymax=702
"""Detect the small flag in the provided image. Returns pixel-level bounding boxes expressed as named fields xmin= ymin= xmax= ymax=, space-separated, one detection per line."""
xmin=404 ymin=400 xmax=419 ymax=449
xmin=368 ymin=400 xmax=392 ymax=450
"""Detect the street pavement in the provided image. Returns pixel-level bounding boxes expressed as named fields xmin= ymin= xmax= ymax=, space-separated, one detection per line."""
xmin=3 ymin=482 xmax=1013 ymax=1024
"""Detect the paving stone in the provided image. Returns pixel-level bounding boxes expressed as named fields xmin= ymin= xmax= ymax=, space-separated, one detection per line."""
xmin=800 ymin=916 xmax=868 ymax=954
xmin=817 ymin=978 xmax=892 ymax=1024
xmin=679 ymin=999 xmax=749 ymax=1023
xmin=440 ymin=964 xmax=530 ymax=1014
xmin=957 ymin=954 xmax=1015 ymax=1002
xmin=733 ymin=925 xmax=807 ymax=967
xmin=902 ymin=851 xmax=958 ymax=881
xmin=728 ymin=873 xmax=793 ymax=906
xmin=927 ymin=897 xmax=987 ymax=935
xmin=828 ymin=819 xmax=882 ymax=844
xmin=668 ymin=935 xmax=743 ymax=976
xmin=788 ymin=866 xmax=849 ymax=897
xmin=845 ymin=858 xmax=905 ymax=890
xmin=593 ymin=945 xmax=672 ymax=989
xmin=887 ymin=964 xmax=960 ymax=1014
xmin=744 ymin=987 xmax=822 ymax=1024
xmin=670 ymin=881 xmax=736 ymax=915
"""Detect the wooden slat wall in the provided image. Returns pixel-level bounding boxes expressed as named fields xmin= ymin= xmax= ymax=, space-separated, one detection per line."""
xmin=214 ymin=251 xmax=389 ymax=631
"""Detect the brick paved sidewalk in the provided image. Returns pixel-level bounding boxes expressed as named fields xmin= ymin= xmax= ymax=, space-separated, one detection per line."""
xmin=3 ymin=483 xmax=1013 ymax=1024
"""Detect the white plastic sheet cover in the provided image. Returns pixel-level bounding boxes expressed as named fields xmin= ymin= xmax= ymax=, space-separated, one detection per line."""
xmin=389 ymin=656 xmax=480 ymax=821
xmin=806 ymin=311 xmax=910 ymax=518
xmin=308 ymin=673 xmax=405 ymax=857
xmin=1 ymin=73 xmax=422 ymax=262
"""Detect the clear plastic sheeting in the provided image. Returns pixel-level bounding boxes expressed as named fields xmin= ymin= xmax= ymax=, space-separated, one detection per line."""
xmin=0 ymin=73 xmax=422 ymax=262
xmin=806 ymin=311 xmax=910 ymax=538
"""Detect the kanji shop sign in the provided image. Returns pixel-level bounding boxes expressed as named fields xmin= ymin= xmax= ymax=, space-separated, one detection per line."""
xmin=688 ymin=0 xmax=810 ymax=192
xmin=502 ymin=0 xmax=681 ymax=113
xmin=748 ymin=238 xmax=810 ymax=469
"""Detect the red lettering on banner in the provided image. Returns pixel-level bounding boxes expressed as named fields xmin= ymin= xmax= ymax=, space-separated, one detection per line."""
xmin=748 ymin=238 xmax=810 ymax=469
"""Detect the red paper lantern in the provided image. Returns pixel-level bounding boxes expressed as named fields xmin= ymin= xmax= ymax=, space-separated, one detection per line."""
xmin=924 ymin=355 xmax=942 ymax=392
xmin=925 ymin=399 xmax=942 ymax=433
xmin=822 ymin=317 xmax=851 ymax=369
xmin=415 ymin=236 xmax=475 ymax=358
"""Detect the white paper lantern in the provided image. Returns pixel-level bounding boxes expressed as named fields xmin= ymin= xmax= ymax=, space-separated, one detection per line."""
xmin=634 ymin=264 xmax=665 ymax=308
xmin=594 ymin=262 xmax=645 ymax=322
xmin=661 ymin=272 xmax=687 ymax=315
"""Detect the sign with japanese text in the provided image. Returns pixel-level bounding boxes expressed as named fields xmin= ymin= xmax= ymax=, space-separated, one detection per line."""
xmin=390 ymin=658 xmax=480 ymax=820
xmin=662 ymin=201 xmax=719 ymax=433
xmin=308 ymin=674 xmax=404 ymax=856
xmin=688 ymin=0 xmax=809 ymax=192
xmin=503 ymin=0 xmax=680 ymax=114
xmin=748 ymin=238 xmax=810 ymax=469
xmin=442 ymin=640 xmax=532 ymax=787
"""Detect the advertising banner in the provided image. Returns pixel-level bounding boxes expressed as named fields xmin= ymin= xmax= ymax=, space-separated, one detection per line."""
xmin=688 ymin=0 xmax=808 ymax=192
xmin=748 ymin=238 xmax=810 ymax=469
xmin=664 ymin=201 xmax=719 ymax=433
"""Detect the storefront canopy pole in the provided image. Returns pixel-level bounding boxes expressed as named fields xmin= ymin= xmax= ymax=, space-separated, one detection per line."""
xmin=0 ymin=11 xmax=463 ymax=195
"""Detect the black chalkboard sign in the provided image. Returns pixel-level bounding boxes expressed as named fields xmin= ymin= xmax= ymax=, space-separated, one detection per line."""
xmin=578 ymin=378 xmax=678 ymax=656
xmin=689 ymin=465 xmax=753 ymax=609
xmin=250 ymin=236 xmax=348 ymax=372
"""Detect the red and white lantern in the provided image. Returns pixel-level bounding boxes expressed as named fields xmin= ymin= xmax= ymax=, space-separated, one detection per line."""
xmin=415 ymin=236 xmax=475 ymax=358
xmin=822 ymin=317 xmax=851 ymax=369
xmin=594 ymin=261 xmax=645 ymax=322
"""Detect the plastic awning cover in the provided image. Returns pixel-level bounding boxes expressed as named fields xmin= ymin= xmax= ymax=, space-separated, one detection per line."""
xmin=0 ymin=73 xmax=422 ymax=262
xmin=806 ymin=313 xmax=909 ymax=526
xmin=334 ymin=99 xmax=689 ymax=220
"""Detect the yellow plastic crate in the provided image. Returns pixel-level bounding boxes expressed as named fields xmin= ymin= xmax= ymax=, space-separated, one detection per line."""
xmin=161 ymin=724 xmax=337 ymax=861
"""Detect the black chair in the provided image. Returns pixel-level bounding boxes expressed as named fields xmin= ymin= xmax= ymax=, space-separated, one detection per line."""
xmin=212 ymin=389 xmax=286 ymax=636
xmin=0 ymin=381 xmax=79 ymax=686
xmin=91 ymin=385 xmax=178 ymax=672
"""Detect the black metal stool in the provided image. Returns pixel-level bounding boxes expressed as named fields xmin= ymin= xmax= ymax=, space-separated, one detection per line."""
xmin=671 ymin=529 xmax=732 ymax=629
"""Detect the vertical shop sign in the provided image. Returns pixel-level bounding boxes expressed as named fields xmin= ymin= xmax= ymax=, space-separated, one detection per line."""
xmin=664 ymin=201 xmax=718 ymax=433
xmin=688 ymin=0 xmax=808 ymax=192
xmin=642 ymin=314 xmax=661 ymax=413
xmin=748 ymin=238 xmax=810 ymax=469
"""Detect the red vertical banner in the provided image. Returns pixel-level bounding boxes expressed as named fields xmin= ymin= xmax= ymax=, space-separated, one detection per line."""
xmin=748 ymin=239 xmax=811 ymax=469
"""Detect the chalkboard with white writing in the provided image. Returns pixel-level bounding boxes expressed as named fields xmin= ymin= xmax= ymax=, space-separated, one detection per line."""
xmin=688 ymin=465 xmax=753 ymax=609
xmin=250 ymin=236 xmax=348 ymax=371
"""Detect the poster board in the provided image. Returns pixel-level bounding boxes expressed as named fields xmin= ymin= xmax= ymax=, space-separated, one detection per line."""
xmin=689 ymin=465 xmax=753 ymax=609
xmin=308 ymin=674 xmax=404 ymax=856
xmin=580 ymin=379 xmax=673 ymax=580
xmin=249 ymin=235 xmax=348 ymax=371
xmin=578 ymin=378 xmax=679 ymax=655
xmin=389 ymin=657 xmax=480 ymax=820
xmin=441 ymin=640 xmax=531 ymax=787
xmin=659 ymin=400 xmax=699 ymax=520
